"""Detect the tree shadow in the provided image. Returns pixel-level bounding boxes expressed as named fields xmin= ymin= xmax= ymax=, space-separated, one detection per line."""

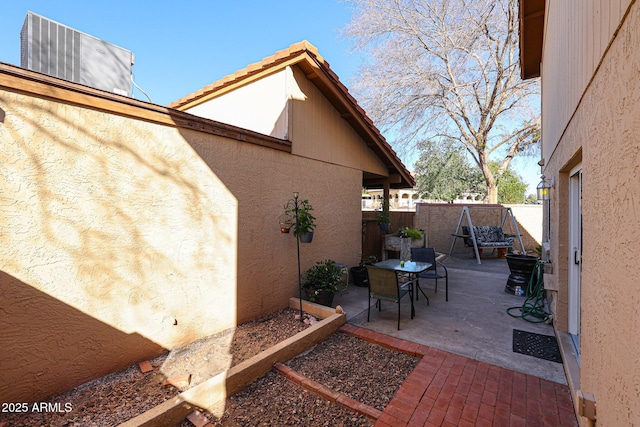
xmin=0 ymin=270 xmax=164 ymax=403
xmin=0 ymin=86 xmax=237 ymax=404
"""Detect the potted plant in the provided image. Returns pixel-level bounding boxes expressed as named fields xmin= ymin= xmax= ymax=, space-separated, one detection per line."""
xmin=287 ymin=199 xmax=316 ymax=243
xmin=303 ymin=259 xmax=344 ymax=306
xmin=350 ymin=255 xmax=378 ymax=287
xmin=375 ymin=200 xmax=391 ymax=232
xmin=385 ymin=227 xmax=425 ymax=260
xmin=398 ymin=227 xmax=424 ymax=241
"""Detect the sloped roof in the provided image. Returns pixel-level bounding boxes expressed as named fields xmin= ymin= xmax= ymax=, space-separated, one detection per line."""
xmin=169 ymin=41 xmax=414 ymax=189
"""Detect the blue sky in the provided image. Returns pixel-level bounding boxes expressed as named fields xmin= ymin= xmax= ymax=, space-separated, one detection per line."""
xmin=0 ymin=1 xmax=539 ymax=191
xmin=0 ymin=1 xmax=360 ymax=106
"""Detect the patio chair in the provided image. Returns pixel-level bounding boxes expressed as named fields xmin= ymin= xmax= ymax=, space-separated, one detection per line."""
xmin=411 ymin=247 xmax=449 ymax=302
xmin=366 ymin=266 xmax=415 ymax=330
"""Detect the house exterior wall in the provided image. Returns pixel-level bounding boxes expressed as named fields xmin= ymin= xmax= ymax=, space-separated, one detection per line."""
xmin=184 ymin=65 xmax=389 ymax=179
xmin=0 ymin=71 xmax=361 ymax=402
xmin=540 ymin=0 xmax=632 ymax=166
xmin=186 ymin=69 xmax=290 ymax=139
xmin=541 ymin=1 xmax=640 ymax=424
xmin=288 ymin=66 xmax=389 ymax=177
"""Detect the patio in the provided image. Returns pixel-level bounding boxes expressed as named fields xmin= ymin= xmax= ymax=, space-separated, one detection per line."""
xmin=334 ymin=254 xmax=567 ymax=385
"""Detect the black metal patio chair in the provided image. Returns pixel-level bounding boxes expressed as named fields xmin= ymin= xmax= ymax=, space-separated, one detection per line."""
xmin=411 ymin=247 xmax=449 ymax=301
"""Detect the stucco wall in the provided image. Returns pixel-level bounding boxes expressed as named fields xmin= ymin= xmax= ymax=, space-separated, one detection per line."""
xmin=413 ymin=203 xmax=541 ymax=255
xmin=186 ymin=69 xmax=290 ymax=139
xmin=289 ymin=66 xmax=389 ymax=177
xmin=542 ymin=2 xmax=640 ymax=425
xmin=540 ymin=0 xmax=633 ymax=167
xmin=0 ymin=71 xmax=361 ymax=402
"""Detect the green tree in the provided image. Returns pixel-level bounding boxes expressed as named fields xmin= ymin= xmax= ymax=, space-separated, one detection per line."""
xmin=488 ymin=162 xmax=528 ymax=204
xmin=414 ymin=140 xmax=484 ymax=202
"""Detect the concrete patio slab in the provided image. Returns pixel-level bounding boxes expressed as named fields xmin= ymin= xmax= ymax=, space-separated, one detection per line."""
xmin=333 ymin=254 xmax=567 ymax=385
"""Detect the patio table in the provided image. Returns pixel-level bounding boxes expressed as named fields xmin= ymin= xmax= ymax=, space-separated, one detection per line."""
xmin=374 ymin=259 xmax=432 ymax=302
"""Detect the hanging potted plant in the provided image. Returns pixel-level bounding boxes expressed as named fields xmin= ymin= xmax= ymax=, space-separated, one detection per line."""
xmin=303 ymin=259 xmax=344 ymax=306
xmin=278 ymin=212 xmax=294 ymax=233
xmin=287 ymin=199 xmax=316 ymax=243
xmin=375 ymin=200 xmax=391 ymax=232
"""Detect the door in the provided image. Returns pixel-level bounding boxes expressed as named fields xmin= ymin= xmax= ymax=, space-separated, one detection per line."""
xmin=568 ymin=167 xmax=582 ymax=363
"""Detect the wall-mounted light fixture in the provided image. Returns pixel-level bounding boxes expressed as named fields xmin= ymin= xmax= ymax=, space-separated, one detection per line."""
xmin=536 ymin=175 xmax=554 ymax=201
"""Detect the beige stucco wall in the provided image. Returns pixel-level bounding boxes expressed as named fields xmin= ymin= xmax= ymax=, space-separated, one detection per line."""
xmin=540 ymin=0 xmax=633 ymax=167
xmin=184 ymin=65 xmax=389 ymax=179
xmin=0 ymin=71 xmax=361 ymax=402
xmin=186 ymin=69 xmax=290 ymax=139
xmin=288 ymin=66 xmax=389 ymax=177
xmin=413 ymin=203 xmax=542 ymax=255
xmin=541 ymin=1 xmax=640 ymax=425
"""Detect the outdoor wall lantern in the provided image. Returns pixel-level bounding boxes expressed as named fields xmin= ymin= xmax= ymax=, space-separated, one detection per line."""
xmin=536 ymin=175 xmax=554 ymax=201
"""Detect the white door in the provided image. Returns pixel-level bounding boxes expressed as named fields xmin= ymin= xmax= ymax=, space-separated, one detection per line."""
xmin=568 ymin=167 xmax=582 ymax=363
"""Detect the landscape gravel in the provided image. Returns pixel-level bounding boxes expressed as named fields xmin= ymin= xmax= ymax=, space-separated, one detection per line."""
xmin=1 ymin=309 xmax=419 ymax=426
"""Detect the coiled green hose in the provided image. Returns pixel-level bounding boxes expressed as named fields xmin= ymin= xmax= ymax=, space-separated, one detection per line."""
xmin=506 ymin=261 xmax=551 ymax=323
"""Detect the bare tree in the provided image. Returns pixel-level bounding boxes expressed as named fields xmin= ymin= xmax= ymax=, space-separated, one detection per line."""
xmin=343 ymin=0 xmax=540 ymax=203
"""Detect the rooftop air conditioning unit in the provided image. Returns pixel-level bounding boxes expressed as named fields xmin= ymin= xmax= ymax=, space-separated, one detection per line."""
xmin=20 ymin=11 xmax=134 ymax=96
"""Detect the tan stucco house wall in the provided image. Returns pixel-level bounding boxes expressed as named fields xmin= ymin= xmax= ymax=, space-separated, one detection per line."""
xmin=520 ymin=0 xmax=640 ymax=424
xmin=0 ymin=42 xmax=412 ymax=403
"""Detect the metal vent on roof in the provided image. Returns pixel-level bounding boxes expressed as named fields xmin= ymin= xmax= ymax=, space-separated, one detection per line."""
xmin=20 ymin=11 xmax=134 ymax=96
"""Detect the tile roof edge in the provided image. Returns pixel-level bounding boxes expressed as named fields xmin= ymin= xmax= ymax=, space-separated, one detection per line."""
xmin=167 ymin=41 xmax=413 ymax=187
xmin=168 ymin=40 xmax=321 ymax=109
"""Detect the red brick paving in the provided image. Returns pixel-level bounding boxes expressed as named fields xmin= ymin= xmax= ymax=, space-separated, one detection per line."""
xmin=273 ymin=325 xmax=578 ymax=426
xmin=339 ymin=325 xmax=579 ymax=427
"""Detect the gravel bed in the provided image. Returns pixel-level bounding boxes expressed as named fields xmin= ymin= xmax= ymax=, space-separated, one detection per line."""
xmin=2 ymin=309 xmax=419 ymax=426
xmin=286 ymin=332 xmax=419 ymax=411
xmin=189 ymin=332 xmax=419 ymax=426
xmin=0 ymin=308 xmax=311 ymax=427
xmin=208 ymin=370 xmax=373 ymax=427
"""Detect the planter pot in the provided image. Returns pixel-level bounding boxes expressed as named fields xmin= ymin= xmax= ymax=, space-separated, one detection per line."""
xmin=350 ymin=266 xmax=369 ymax=287
xmin=298 ymin=232 xmax=314 ymax=243
xmin=505 ymin=254 xmax=539 ymax=295
xmin=379 ymin=223 xmax=390 ymax=232
xmin=304 ymin=289 xmax=335 ymax=306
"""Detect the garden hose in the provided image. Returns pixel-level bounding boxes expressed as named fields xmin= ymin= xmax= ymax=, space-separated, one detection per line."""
xmin=506 ymin=261 xmax=551 ymax=323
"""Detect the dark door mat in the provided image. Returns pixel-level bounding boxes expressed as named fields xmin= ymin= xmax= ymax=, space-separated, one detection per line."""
xmin=512 ymin=329 xmax=562 ymax=363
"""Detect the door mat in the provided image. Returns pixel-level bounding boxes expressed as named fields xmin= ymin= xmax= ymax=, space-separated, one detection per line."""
xmin=512 ymin=329 xmax=562 ymax=363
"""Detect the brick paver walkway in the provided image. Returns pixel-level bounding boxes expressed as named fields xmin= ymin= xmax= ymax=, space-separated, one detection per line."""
xmin=339 ymin=324 xmax=578 ymax=426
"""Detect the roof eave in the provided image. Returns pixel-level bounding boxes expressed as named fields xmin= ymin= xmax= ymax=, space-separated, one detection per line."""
xmin=519 ymin=0 xmax=545 ymax=80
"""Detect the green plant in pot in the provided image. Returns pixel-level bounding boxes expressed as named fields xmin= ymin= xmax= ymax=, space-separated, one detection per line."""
xmin=397 ymin=227 xmax=424 ymax=241
xmin=375 ymin=200 xmax=391 ymax=232
xmin=287 ymin=199 xmax=316 ymax=243
xmin=303 ymin=259 xmax=344 ymax=306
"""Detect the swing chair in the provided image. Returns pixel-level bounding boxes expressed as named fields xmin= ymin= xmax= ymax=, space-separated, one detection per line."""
xmin=448 ymin=206 xmax=525 ymax=264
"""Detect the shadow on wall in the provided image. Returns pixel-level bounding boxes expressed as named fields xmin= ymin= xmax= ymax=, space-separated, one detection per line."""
xmin=0 ymin=88 xmax=237 ymax=402
xmin=0 ymin=270 xmax=164 ymax=403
